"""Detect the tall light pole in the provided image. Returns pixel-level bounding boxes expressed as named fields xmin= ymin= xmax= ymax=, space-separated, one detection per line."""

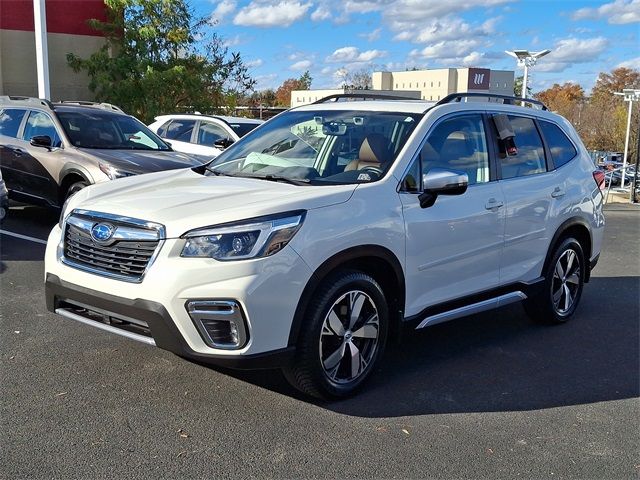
xmin=33 ymin=0 xmax=51 ymax=99
xmin=505 ymin=49 xmax=551 ymax=103
xmin=613 ymin=88 xmax=640 ymax=190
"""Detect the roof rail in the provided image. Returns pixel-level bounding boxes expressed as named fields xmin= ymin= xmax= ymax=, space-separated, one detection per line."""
xmin=0 ymin=95 xmax=54 ymax=109
xmin=436 ymin=92 xmax=548 ymax=110
xmin=59 ymin=100 xmax=124 ymax=113
xmin=312 ymin=93 xmax=423 ymax=104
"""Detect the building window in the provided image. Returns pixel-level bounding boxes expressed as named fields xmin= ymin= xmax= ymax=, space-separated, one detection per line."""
xmin=409 ymin=82 xmax=412 ymax=88
xmin=504 ymin=82 xmax=507 ymax=88
xmin=395 ymin=83 xmax=398 ymax=88
xmin=431 ymin=82 xmax=433 ymax=87
xmin=438 ymin=81 xmax=441 ymax=87
xmin=403 ymin=83 xmax=405 ymax=88
xmin=430 ymin=95 xmax=433 ymax=100
xmin=423 ymin=82 xmax=426 ymax=87
xmin=437 ymin=95 xmax=440 ymax=100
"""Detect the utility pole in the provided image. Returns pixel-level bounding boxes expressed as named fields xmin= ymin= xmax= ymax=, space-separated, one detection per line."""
xmin=33 ymin=0 xmax=51 ymax=100
xmin=506 ymin=49 xmax=551 ymax=105
xmin=614 ymin=89 xmax=640 ymax=192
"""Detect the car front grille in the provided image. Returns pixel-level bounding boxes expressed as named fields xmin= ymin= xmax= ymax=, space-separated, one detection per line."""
xmin=62 ymin=210 xmax=165 ymax=282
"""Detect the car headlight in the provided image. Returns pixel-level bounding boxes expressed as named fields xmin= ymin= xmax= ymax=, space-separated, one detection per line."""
xmin=181 ymin=211 xmax=305 ymax=260
xmin=58 ymin=196 xmax=74 ymax=228
xmin=99 ymin=163 xmax=136 ymax=180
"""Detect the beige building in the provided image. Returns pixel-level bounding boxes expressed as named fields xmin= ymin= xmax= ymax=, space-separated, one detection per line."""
xmin=372 ymin=68 xmax=515 ymax=102
xmin=290 ymin=88 xmax=421 ymax=108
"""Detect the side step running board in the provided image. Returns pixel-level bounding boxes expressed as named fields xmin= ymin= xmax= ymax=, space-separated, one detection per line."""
xmin=415 ymin=291 xmax=527 ymax=329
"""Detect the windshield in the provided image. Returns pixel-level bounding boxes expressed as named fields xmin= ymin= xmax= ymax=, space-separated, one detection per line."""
xmin=57 ymin=111 xmax=170 ymax=150
xmin=207 ymin=110 xmax=422 ymax=185
xmin=229 ymin=122 xmax=260 ymax=138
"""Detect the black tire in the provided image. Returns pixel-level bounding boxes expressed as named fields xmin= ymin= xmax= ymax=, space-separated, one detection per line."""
xmin=65 ymin=181 xmax=88 ymax=200
xmin=284 ymin=270 xmax=389 ymax=399
xmin=524 ymin=237 xmax=585 ymax=324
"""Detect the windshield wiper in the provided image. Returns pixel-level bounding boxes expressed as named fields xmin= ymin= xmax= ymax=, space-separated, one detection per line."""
xmin=247 ymin=174 xmax=310 ymax=186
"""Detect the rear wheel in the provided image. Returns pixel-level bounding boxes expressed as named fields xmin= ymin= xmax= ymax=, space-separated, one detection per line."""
xmin=284 ymin=271 xmax=389 ymax=399
xmin=524 ymin=238 xmax=585 ymax=324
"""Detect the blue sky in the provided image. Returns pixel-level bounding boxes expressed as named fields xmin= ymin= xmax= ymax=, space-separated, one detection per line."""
xmin=194 ymin=0 xmax=640 ymax=93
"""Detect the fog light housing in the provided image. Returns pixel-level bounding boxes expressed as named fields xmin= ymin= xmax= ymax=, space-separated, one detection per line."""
xmin=186 ymin=300 xmax=248 ymax=350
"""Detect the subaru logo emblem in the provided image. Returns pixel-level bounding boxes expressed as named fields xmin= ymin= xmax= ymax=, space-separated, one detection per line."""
xmin=91 ymin=223 xmax=115 ymax=242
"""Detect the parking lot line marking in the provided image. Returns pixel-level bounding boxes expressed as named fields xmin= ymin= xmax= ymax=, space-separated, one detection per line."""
xmin=0 ymin=229 xmax=48 ymax=245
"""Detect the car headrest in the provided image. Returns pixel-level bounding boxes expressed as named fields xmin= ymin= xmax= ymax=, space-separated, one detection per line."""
xmin=359 ymin=134 xmax=391 ymax=165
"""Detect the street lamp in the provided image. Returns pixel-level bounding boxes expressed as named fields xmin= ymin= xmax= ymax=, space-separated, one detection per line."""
xmin=613 ymin=88 xmax=640 ymax=192
xmin=505 ymin=49 xmax=551 ymax=102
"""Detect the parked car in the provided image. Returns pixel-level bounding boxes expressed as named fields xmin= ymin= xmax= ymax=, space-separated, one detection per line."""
xmin=0 ymin=169 xmax=8 ymax=220
xmin=0 ymin=97 xmax=202 ymax=208
xmin=148 ymin=114 xmax=263 ymax=161
xmin=45 ymin=92 xmax=605 ymax=399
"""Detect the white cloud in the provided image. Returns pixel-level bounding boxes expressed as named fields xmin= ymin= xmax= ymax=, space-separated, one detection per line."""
xmin=616 ymin=56 xmax=640 ymax=69
xmin=223 ymin=34 xmax=245 ymax=47
xmin=245 ymin=59 xmax=264 ymax=68
xmin=418 ymin=39 xmax=483 ymax=59
xmin=311 ymin=5 xmax=331 ymax=21
xmin=211 ymin=0 xmax=237 ymax=22
xmin=255 ymin=73 xmax=279 ymax=89
xmin=360 ymin=28 xmax=382 ymax=42
xmin=325 ymin=46 xmax=387 ymax=63
xmin=233 ymin=1 xmax=312 ymax=27
xmin=534 ymin=37 xmax=609 ymax=73
xmin=290 ymin=60 xmax=313 ymax=70
xmin=394 ymin=15 xmax=498 ymax=44
xmin=572 ymin=0 xmax=640 ymax=24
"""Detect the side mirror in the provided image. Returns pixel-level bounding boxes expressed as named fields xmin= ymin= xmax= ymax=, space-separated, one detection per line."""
xmin=214 ymin=138 xmax=234 ymax=149
xmin=30 ymin=135 xmax=53 ymax=149
xmin=418 ymin=168 xmax=469 ymax=208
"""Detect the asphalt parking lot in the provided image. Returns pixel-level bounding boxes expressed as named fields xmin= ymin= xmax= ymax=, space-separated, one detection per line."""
xmin=1 ymin=203 xmax=638 ymax=479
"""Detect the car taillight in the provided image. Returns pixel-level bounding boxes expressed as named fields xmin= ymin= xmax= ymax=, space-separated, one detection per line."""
xmin=593 ymin=170 xmax=605 ymax=190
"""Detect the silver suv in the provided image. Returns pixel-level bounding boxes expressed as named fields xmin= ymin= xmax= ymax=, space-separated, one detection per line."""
xmin=0 ymin=97 xmax=200 ymax=208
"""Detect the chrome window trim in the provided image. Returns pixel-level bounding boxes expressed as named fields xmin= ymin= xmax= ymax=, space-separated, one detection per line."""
xmin=60 ymin=209 xmax=166 ymax=283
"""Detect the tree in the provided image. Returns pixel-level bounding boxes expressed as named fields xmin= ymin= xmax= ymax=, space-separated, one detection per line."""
xmin=343 ymin=68 xmax=372 ymax=89
xmin=513 ymin=75 xmax=532 ymax=97
xmin=581 ymin=67 xmax=640 ymax=159
xmin=67 ymin=0 xmax=255 ymax=123
xmin=275 ymin=71 xmax=313 ymax=106
xmin=536 ymin=82 xmax=585 ymax=125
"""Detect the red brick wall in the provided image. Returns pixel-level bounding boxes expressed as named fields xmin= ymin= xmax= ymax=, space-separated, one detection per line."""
xmin=0 ymin=0 xmax=107 ymax=36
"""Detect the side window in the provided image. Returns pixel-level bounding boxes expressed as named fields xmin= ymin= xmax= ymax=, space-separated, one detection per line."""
xmin=539 ymin=121 xmax=577 ymax=169
xmin=401 ymin=158 xmax=420 ymax=192
xmin=0 ymin=109 xmax=27 ymax=138
xmin=23 ymin=111 xmax=62 ymax=147
xmin=156 ymin=120 xmax=171 ymax=137
xmin=197 ymin=122 xmax=228 ymax=146
xmin=498 ymin=116 xmax=546 ymax=179
xmin=164 ymin=119 xmax=196 ymax=142
xmin=420 ymin=114 xmax=490 ymax=185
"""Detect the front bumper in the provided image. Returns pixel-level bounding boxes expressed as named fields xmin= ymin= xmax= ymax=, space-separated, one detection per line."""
xmin=44 ymin=222 xmax=312 ymax=368
xmin=45 ymin=273 xmax=295 ymax=369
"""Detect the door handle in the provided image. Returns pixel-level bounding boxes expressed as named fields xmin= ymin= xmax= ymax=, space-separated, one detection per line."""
xmin=551 ymin=187 xmax=565 ymax=198
xmin=11 ymin=147 xmax=25 ymax=156
xmin=485 ymin=198 xmax=504 ymax=210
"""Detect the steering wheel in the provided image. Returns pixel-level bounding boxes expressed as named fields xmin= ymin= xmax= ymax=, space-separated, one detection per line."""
xmin=359 ymin=165 xmax=383 ymax=179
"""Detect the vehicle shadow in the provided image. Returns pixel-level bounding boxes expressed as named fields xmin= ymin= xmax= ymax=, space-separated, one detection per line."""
xmin=224 ymin=275 xmax=639 ymax=417
xmin=0 ymin=204 xmax=55 ymax=270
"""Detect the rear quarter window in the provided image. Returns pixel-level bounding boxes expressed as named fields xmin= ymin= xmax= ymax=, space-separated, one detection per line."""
xmin=539 ymin=121 xmax=578 ymax=168
xmin=0 ymin=109 xmax=27 ymax=138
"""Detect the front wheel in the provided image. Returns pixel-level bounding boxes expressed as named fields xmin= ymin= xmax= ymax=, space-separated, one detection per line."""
xmin=524 ymin=238 xmax=585 ymax=324
xmin=284 ymin=271 xmax=389 ymax=399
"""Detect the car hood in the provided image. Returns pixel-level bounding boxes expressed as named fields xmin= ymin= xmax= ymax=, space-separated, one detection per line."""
xmin=68 ymin=169 xmax=357 ymax=238
xmin=78 ymin=148 xmax=202 ymax=173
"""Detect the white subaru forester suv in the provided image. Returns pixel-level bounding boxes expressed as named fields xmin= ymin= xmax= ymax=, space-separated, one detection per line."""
xmin=45 ymin=93 xmax=605 ymax=399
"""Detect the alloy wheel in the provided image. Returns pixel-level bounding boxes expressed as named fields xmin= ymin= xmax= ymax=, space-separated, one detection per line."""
xmin=551 ymin=248 xmax=582 ymax=315
xmin=318 ymin=290 xmax=380 ymax=384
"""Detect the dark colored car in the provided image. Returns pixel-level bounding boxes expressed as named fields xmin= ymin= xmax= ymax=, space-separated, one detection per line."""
xmin=0 ymin=97 xmax=201 ymax=208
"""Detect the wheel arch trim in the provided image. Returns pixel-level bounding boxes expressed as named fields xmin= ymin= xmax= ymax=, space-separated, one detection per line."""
xmin=287 ymin=245 xmax=405 ymax=347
